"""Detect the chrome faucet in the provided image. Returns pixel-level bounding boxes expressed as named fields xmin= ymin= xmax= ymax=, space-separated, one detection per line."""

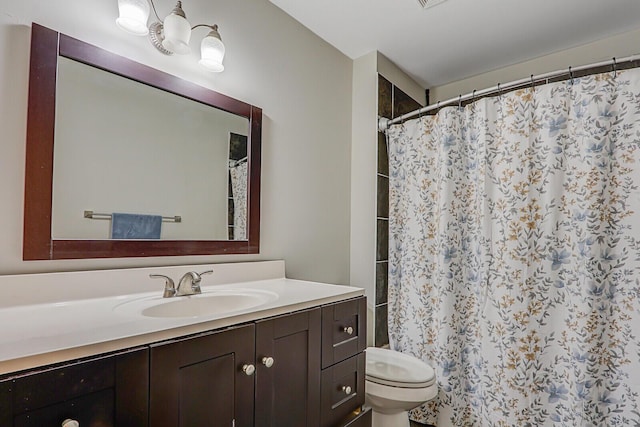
xmin=150 ymin=270 xmax=213 ymax=298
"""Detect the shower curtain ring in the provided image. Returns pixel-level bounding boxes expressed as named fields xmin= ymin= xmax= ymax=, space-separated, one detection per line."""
xmin=612 ymin=57 xmax=617 ymax=78
xmin=497 ymin=83 xmax=501 ymax=97
xmin=530 ymin=74 xmax=535 ymax=90
xmin=472 ymin=89 xmax=476 ymax=102
xmin=458 ymin=94 xmax=462 ymax=109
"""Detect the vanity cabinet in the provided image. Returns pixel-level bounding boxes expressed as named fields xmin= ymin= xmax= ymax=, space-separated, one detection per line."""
xmin=0 ymin=347 xmax=149 ymax=427
xmin=149 ymin=298 xmax=367 ymax=427
xmin=0 ymin=296 xmax=368 ymax=427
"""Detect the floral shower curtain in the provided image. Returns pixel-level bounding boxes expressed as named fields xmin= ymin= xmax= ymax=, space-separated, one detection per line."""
xmin=387 ymin=68 xmax=640 ymax=426
xmin=230 ymin=162 xmax=248 ymax=240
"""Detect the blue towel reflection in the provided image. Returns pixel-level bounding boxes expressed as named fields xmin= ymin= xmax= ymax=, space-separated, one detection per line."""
xmin=111 ymin=213 xmax=162 ymax=239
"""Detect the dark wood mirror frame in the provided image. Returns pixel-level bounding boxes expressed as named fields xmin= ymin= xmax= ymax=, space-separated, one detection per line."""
xmin=23 ymin=23 xmax=261 ymax=260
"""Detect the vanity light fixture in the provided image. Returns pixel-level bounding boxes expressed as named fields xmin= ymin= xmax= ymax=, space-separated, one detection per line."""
xmin=116 ymin=0 xmax=225 ymax=72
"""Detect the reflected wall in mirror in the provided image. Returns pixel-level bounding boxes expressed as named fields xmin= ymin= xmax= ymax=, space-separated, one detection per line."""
xmin=24 ymin=23 xmax=262 ymax=260
xmin=52 ymin=57 xmax=249 ymax=241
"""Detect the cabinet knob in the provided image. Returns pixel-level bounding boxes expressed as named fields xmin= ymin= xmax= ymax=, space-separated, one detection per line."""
xmin=342 ymin=385 xmax=352 ymax=395
xmin=242 ymin=364 xmax=256 ymax=376
xmin=62 ymin=420 xmax=79 ymax=427
xmin=343 ymin=326 xmax=354 ymax=335
xmin=261 ymin=356 xmax=275 ymax=368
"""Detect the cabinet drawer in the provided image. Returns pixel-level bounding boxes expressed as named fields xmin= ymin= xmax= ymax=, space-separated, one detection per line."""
xmin=322 ymin=296 xmax=366 ymax=368
xmin=13 ymin=356 xmax=115 ymax=413
xmin=2 ymin=348 xmax=148 ymax=427
xmin=14 ymin=388 xmax=114 ymax=427
xmin=320 ymin=353 xmax=366 ymax=427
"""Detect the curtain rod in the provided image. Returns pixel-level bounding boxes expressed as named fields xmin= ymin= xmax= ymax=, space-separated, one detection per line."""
xmin=379 ymin=53 xmax=640 ymax=131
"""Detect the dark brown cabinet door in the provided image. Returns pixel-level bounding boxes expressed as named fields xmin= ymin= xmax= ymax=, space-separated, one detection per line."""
xmin=255 ymin=308 xmax=321 ymax=427
xmin=149 ymin=323 xmax=256 ymax=427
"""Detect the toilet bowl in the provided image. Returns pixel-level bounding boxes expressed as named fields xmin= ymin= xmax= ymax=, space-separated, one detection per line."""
xmin=365 ymin=347 xmax=437 ymax=427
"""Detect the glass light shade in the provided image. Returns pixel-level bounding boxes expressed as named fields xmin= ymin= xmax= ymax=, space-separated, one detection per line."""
xmin=199 ymin=31 xmax=225 ymax=72
xmin=116 ymin=0 xmax=150 ymax=36
xmin=162 ymin=10 xmax=191 ymax=55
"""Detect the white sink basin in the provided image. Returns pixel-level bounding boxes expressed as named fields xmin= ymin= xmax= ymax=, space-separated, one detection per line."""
xmin=114 ymin=289 xmax=279 ymax=318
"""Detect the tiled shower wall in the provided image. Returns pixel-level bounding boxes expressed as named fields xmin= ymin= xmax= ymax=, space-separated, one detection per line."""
xmin=375 ymin=76 xmax=425 ymax=347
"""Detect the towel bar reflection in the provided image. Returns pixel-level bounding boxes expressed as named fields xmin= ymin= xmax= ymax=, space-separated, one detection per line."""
xmin=83 ymin=210 xmax=182 ymax=223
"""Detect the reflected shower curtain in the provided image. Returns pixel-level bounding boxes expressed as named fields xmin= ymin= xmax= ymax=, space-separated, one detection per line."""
xmin=230 ymin=162 xmax=248 ymax=240
xmin=387 ymin=68 xmax=640 ymax=426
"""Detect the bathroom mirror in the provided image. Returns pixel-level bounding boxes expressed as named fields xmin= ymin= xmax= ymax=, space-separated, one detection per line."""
xmin=23 ymin=24 xmax=262 ymax=260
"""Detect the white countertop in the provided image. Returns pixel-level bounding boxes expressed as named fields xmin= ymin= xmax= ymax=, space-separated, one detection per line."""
xmin=0 ymin=261 xmax=363 ymax=375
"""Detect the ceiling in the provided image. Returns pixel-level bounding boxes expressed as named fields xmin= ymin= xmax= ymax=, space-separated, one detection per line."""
xmin=269 ymin=0 xmax=640 ymax=89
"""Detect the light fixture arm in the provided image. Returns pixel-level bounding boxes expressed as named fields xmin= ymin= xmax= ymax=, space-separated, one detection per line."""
xmin=191 ymin=24 xmax=219 ymax=32
xmin=147 ymin=0 xmax=163 ymax=22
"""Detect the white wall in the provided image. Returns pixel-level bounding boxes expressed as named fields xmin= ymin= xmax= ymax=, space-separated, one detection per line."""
xmin=350 ymin=51 xmax=425 ymax=345
xmin=350 ymin=51 xmax=378 ymax=345
xmin=377 ymin=52 xmax=425 ymax=108
xmin=0 ymin=0 xmax=352 ymax=285
xmin=431 ymin=27 xmax=640 ymax=103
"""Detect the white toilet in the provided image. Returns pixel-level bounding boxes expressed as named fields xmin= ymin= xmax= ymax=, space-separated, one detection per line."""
xmin=365 ymin=347 xmax=437 ymax=427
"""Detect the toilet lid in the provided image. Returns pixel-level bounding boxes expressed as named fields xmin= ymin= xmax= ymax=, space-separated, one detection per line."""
xmin=366 ymin=347 xmax=436 ymax=388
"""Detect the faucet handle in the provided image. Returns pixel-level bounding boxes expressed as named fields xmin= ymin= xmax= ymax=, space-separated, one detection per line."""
xmin=150 ymin=274 xmax=176 ymax=298
xmin=191 ymin=270 xmax=213 ymax=293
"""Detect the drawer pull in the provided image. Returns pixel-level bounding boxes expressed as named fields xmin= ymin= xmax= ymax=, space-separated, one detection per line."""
xmin=343 ymin=326 xmax=354 ymax=335
xmin=242 ymin=364 xmax=256 ymax=376
xmin=342 ymin=385 xmax=352 ymax=395
xmin=262 ymin=356 xmax=275 ymax=368
xmin=62 ymin=420 xmax=80 ymax=427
